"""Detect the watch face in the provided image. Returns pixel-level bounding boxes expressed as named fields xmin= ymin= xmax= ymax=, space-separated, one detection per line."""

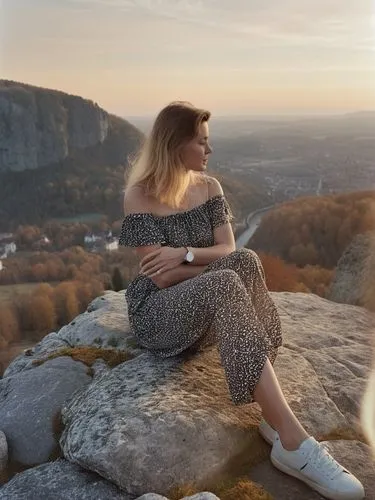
xmin=186 ymin=251 xmax=194 ymax=262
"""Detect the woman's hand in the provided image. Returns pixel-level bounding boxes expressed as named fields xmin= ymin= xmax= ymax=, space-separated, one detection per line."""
xmin=140 ymin=246 xmax=186 ymax=278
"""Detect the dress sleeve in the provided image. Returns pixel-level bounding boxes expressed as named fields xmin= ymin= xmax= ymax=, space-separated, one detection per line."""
xmin=207 ymin=194 xmax=235 ymax=229
xmin=118 ymin=213 xmax=166 ymax=247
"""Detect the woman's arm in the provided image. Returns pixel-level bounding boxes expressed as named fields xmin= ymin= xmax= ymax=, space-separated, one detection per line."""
xmin=153 ymin=263 xmax=208 ymax=289
xmin=124 ymin=179 xmax=235 ymax=288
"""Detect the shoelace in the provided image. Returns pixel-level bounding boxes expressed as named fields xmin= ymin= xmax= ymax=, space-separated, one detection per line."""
xmin=305 ymin=442 xmax=343 ymax=479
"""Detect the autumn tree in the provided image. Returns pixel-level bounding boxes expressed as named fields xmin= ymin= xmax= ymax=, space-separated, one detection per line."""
xmin=53 ymin=282 xmax=80 ymax=324
xmin=0 ymin=304 xmax=20 ymax=344
xmin=17 ymin=294 xmax=57 ymax=335
xmin=250 ymin=191 xmax=375 ymax=268
xmin=111 ymin=267 xmax=124 ymax=292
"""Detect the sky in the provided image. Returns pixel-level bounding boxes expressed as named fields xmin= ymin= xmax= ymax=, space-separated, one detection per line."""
xmin=1 ymin=0 xmax=375 ymax=116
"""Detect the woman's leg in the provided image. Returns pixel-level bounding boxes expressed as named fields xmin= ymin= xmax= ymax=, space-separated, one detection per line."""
xmin=133 ymin=268 xmax=364 ymax=498
xmin=254 ymin=359 xmax=308 ymax=450
xmin=203 ymin=248 xmax=282 ymax=362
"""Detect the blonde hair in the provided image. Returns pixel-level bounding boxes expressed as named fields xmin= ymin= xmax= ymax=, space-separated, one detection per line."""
xmin=125 ymin=101 xmax=211 ymax=208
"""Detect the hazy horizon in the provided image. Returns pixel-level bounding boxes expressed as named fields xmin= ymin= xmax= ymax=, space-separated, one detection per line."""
xmin=2 ymin=0 xmax=375 ymax=116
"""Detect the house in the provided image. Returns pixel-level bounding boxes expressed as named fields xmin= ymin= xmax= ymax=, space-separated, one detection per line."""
xmin=0 ymin=241 xmax=17 ymax=259
xmin=84 ymin=231 xmax=119 ymax=253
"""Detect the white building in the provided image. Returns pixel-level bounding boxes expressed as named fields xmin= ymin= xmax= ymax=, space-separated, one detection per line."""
xmin=105 ymin=240 xmax=119 ymax=252
xmin=0 ymin=242 xmax=17 ymax=259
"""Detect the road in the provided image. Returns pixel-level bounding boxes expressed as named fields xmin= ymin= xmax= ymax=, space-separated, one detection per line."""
xmin=235 ymin=205 xmax=275 ymax=249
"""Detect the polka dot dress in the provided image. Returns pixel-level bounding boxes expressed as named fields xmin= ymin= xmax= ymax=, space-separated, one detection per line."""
xmin=119 ymin=194 xmax=282 ymax=405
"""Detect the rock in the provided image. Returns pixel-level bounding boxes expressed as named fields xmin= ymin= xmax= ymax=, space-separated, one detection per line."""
xmin=0 ymin=430 xmax=8 ymax=477
xmin=0 ymin=356 xmax=91 ymax=466
xmin=273 ymin=348 xmax=347 ymax=435
xmin=3 ymin=291 xmax=143 ymax=379
xmin=249 ymin=459 xmax=327 ymax=500
xmin=135 ymin=495 xmax=220 ymax=500
xmin=275 ymin=292 xmax=374 ymax=427
xmin=0 ymin=458 xmax=131 ymax=500
xmin=2 ymin=291 xmax=374 ymax=497
xmin=56 ymin=292 xmax=141 ymax=353
xmin=249 ymin=440 xmax=375 ymax=500
xmin=0 ymin=80 xmax=109 ymax=172
xmin=60 ymin=348 xmax=264 ymax=497
xmin=182 ymin=495 xmax=220 ymax=500
xmin=135 ymin=495 xmax=169 ymax=500
xmin=329 ymin=231 xmax=375 ymax=311
xmin=3 ymin=331 xmax=69 ymax=378
xmin=57 ymin=292 xmax=374 ymax=497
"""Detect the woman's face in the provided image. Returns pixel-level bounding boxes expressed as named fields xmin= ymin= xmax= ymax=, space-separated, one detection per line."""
xmin=180 ymin=121 xmax=213 ymax=172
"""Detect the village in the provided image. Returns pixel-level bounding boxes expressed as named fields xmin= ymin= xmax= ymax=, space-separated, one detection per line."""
xmin=0 ymin=230 xmax=119 ymax=272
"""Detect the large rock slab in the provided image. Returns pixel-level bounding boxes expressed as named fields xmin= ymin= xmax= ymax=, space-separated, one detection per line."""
xmin=275 ymin=292 xmax=374 ymax=426
xmin=59 ymin=348 xmax=264 ymax=497
xmin=0 ymin=458 xmax=131 ymax=500
xmin=1 ymin=290 xmax=374 ymax=497
xmin=273 ymin=348 xmax=347 ymax=435
xmin=55 ymin=292 xmax=374 ymax=497
xmin=0 ymin=356 xmax=91 ymax=466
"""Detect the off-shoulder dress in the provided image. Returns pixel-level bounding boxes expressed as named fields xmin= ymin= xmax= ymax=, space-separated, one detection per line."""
xmin=119 ymin=193 xmax=282 ymax=405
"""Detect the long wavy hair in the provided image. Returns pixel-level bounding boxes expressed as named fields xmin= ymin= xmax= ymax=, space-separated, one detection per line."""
xmin=125 ymin=101 xmax=211 ymax=208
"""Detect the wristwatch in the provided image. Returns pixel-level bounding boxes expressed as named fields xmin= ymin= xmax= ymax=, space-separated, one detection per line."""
xmin=183 ymin=246 xmax=195 ymax=263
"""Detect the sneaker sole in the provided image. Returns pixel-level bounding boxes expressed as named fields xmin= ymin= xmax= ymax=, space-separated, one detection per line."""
xmin=270 ymin=454 xmax=364 ymax=500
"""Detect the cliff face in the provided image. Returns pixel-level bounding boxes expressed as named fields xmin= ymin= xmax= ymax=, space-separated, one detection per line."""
xmin=0 ymin=80 xmax=109 ymax=172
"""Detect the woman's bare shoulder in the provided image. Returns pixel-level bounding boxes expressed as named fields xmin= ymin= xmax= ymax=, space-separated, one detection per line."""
xmin=206 ymin=176 xmax=224 ymax=197
xmin=123 ymin=185 xmax=152 ymax=215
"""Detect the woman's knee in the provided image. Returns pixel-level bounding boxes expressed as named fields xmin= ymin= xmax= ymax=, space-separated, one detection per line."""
xmin=206 ymin=269 xmax=245 ymax=296
xmin=229 ymin=248 xmax=265 ymax=280
xmin=228 ymin=248 xmax=260 ymax=267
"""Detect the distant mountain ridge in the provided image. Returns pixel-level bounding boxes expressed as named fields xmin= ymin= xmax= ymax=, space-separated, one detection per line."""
xmin=0 ymin=81 xmax=270 ymax=231
xmin=0 ymin=81 xmax=144 ymax=229
xmin=0 ymin=80 xmax=140 ymax=172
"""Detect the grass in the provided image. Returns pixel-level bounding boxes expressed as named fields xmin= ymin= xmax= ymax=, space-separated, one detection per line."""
xmin=168 ymin=477 xmax=273 ymax=500
xmin=31 ymin=345 xmax=134 ymax=369
xmin=168 ymin=432 xmax=273 ymax=500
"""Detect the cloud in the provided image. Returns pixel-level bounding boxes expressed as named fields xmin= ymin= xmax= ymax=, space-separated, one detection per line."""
xmin=64 ymin=0 xmax=374 ymax=51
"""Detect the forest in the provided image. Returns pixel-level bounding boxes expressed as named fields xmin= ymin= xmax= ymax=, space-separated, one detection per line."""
xmin=249 ymin=190 xmax=375 ymax=268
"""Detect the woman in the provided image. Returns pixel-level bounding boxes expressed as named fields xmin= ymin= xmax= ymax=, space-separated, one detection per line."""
xmin=119 ymin=101 xmax=364 ymax=500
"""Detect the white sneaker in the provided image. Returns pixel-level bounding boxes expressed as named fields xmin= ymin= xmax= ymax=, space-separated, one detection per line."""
xmin=271 ymin=436 xmax=364 ymax=500
xmin=258 ymin=419 xmax=278 ymax=445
